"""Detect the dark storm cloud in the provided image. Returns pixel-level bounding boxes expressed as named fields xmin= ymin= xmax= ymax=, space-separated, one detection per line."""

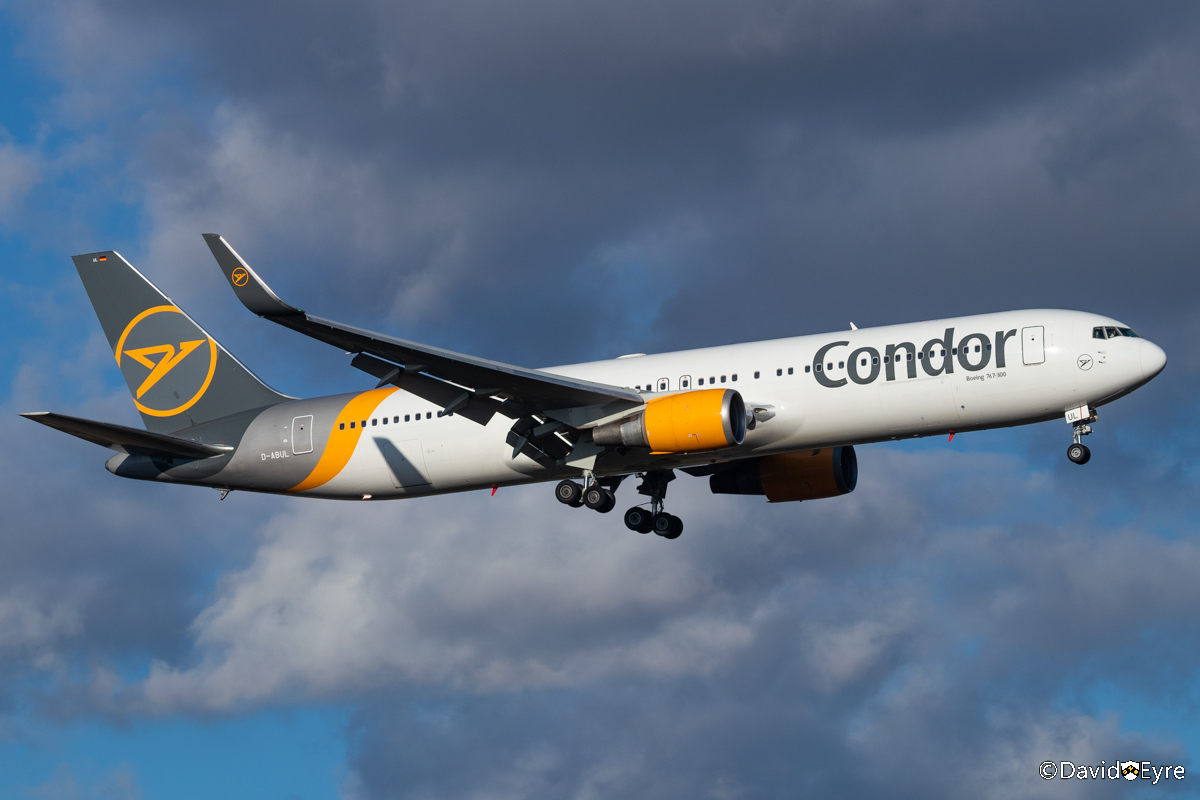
xmin=17 ymin=0 xmax=1200 ymax=366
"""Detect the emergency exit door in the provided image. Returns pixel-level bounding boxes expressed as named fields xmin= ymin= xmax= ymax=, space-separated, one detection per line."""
xmin=292 ymin=415 xmax=314 ymax=454
xmin=1021 ymin=326 xmax=1045 ymax=365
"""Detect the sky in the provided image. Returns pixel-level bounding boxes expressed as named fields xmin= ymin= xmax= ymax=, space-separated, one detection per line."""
xmin=0 ymin=0 xmax=1198 ymax=797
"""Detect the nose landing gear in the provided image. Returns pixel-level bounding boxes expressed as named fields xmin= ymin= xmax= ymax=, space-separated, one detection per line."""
xmin=1065 ymin=405 xmax=1097 ymax=465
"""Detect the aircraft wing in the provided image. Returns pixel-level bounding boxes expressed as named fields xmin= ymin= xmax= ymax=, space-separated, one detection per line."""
xmin=20 ymin=412 xmax=233 ymax=459
xmin=203 ymin=234 xmax=642 ymax=427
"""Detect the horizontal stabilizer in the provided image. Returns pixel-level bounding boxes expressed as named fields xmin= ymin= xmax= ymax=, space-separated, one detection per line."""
xmin=20 ymin=412 xmax=233 ymax=459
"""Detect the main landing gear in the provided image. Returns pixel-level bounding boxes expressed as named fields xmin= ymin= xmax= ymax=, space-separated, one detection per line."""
xmin=625 ymin=470 xmax=682 ymax=539
xmin=555 ymin=469 xmax=683 ymax=540
xmin=555 ymin=477 xmax=616 ymax=513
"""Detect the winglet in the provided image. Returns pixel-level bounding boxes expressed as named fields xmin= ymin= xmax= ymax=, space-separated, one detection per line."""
xmin=202 ymin=233 xmax=301 ymax=317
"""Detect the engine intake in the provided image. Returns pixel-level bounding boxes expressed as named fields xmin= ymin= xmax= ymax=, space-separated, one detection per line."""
xmin=593 ymin=389 xmax=746 ymax=452
xmin=710 ymin=446 xmax=857 ymax=502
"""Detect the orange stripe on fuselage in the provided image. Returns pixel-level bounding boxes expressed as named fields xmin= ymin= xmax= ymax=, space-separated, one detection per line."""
xmin=288 ymin=387 xmax=398 ymax=493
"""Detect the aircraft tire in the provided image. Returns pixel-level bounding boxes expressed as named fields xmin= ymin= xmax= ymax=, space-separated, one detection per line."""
xmin=624 ymin=507 xmax=653 ymax=533
xmin=556 ymin=480 xmax=584 ymax=506
xmin=585 ymin=486 xmax=616 ymax=513
xmin=1067 ymin=443 xmax=1091 ymax=465
xmin=653 ymin=512 xmax=682 ymax=538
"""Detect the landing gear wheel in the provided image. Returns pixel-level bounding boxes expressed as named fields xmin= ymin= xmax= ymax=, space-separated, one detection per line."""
xmin=624 ymin=507 xmax=654 ymax=533
xmin=555 ymin=480 xmax=584 ymax=506
xmin=652 ymin=513 xmax=683 ymax=539
xmin=584 ymin=485 xmax=616 ymax=513
xmin=1067 ymin=443 xmax=1091 ymax=465
xmin=667 ymin=515 xmax=683 ymax=539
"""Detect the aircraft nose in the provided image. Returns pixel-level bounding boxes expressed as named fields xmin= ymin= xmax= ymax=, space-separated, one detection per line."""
xmin=1140 ymin=339 xmax=1167 ymax=381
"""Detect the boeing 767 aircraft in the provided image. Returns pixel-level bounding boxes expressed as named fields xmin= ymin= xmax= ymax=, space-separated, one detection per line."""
xmin=23 ymin=236 xmax=1167 ymax=539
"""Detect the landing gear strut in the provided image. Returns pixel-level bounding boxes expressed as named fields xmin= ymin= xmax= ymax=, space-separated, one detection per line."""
xmin=623 ymin=470 xmax=683 ymax=539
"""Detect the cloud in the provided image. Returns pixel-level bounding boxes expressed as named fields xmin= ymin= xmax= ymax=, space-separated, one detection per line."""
xmin=18 ymin=447 xmax=1184 ymax=797
xmin=0 ymin=135 xmax=41 ymax=223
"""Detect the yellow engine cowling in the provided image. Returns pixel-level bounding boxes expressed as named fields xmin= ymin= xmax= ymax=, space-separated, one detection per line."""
xmin=709 ymin=447 xmax=857 ymax=502
xmin=592 ymin=389 xmax=746 ymax=452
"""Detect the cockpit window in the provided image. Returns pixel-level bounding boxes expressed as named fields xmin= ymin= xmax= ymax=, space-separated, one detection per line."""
xmin=1104 ymin=326 xmax=1120 ymax=338
xmin=1118 ymin=327 xmax=1139 ymax=337
xmin=1093 ymin=327 xmax=1106 ymax=339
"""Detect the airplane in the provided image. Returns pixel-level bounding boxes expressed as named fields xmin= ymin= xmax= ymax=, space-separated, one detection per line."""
xmin=22 ymin=235 xmax=1167 ymax=540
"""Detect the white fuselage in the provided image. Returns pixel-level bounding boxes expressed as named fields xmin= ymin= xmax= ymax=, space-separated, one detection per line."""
xmin=289 ymin=309 xmax=1164 ymax=499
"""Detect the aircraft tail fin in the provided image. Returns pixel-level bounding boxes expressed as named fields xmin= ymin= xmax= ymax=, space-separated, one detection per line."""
xmin=72 ymin=250 xmax=291 ymax=434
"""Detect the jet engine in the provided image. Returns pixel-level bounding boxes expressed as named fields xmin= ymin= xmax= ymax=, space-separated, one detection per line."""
xmin=593 ymin=389 xmax=746 ymax=452
xmin=709 ymin=446 xmax=857 ymax=502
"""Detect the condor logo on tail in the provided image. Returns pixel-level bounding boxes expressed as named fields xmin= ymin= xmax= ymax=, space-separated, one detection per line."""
xmin=114 ymin=305 xmax=217 ymax=417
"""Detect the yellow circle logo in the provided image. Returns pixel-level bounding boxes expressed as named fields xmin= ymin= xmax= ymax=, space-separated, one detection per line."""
xmin=114 ymin=305 xmax=217 ymax=417
xmin=231 ymin=267 xmax=249 ymax=286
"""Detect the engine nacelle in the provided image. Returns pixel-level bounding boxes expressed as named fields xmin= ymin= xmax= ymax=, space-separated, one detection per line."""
xmin=710 ymin=446 xmax=857 ymax=502
xmin=593 ymin=389 xmax=746 ymax=452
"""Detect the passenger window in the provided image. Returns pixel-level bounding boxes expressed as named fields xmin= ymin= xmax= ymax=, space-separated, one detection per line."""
xmin=394 ymin=416 xmax=399 ymax=423
xmin=709 ymin=376 xmax=715 ymax=383
xmin=349 ymin=421 xmax=355 ymax=429
xmin=908 ymin=352 xmax=914 ymax=360
xmin=884 ymin=356 xmax=890 ymax=363
xmin=405 ymin=414 xmax=410 ymax=422
xmin=426 ymin=412 xmax=431 ymax=419
xmin=940 ymin=349 xmax=945 ymax=356
xmin=985 ymin=345 xmax=991 ymax=352
xmin=720 ymin=375 xmax=726 ymax=383
xmin=681 ymin=376 xmax=691 ymax=388
xmin=754 ymin=371 xmax=760 ymax=379
xmin=788 ymin=367 xmax=793 ymax=375
xmin=917 ymin=353 xmax=923 ymax=360
xmin=952 ymin=348 xmax=957 ymax=355
xmin=872 ymin=357 xmax=879 ymax=365
xmin=372 ymin=419 xmax=377 ymax=426
xmin=382 ymin=417 xmax=388 ymax=424
xmin=776 ymin=368 xmax=782 ymax=376
xmin=804 ymin=366 xmax=810 ymax=373
xmin=697 ymin=378 xmax=704 ymax=385
xmin=860 ymin=359 xmax=866 ymax=367
xmin=732 ymin=374 xmax=737 ymax=382
xmin=361 ymin=420 xmax=367 ymax=427
xmin=815 ymin=364 xmax=822 ymax=373
xmin=838 ymin=361 xmax=844 ymax=369
xmin=339 ymin=422 xmax=345 ymax=431
xmin=974 ymin=346 xmax=980 ymax=353
xmin=827 ymin=363 xmax=833 ymax=370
